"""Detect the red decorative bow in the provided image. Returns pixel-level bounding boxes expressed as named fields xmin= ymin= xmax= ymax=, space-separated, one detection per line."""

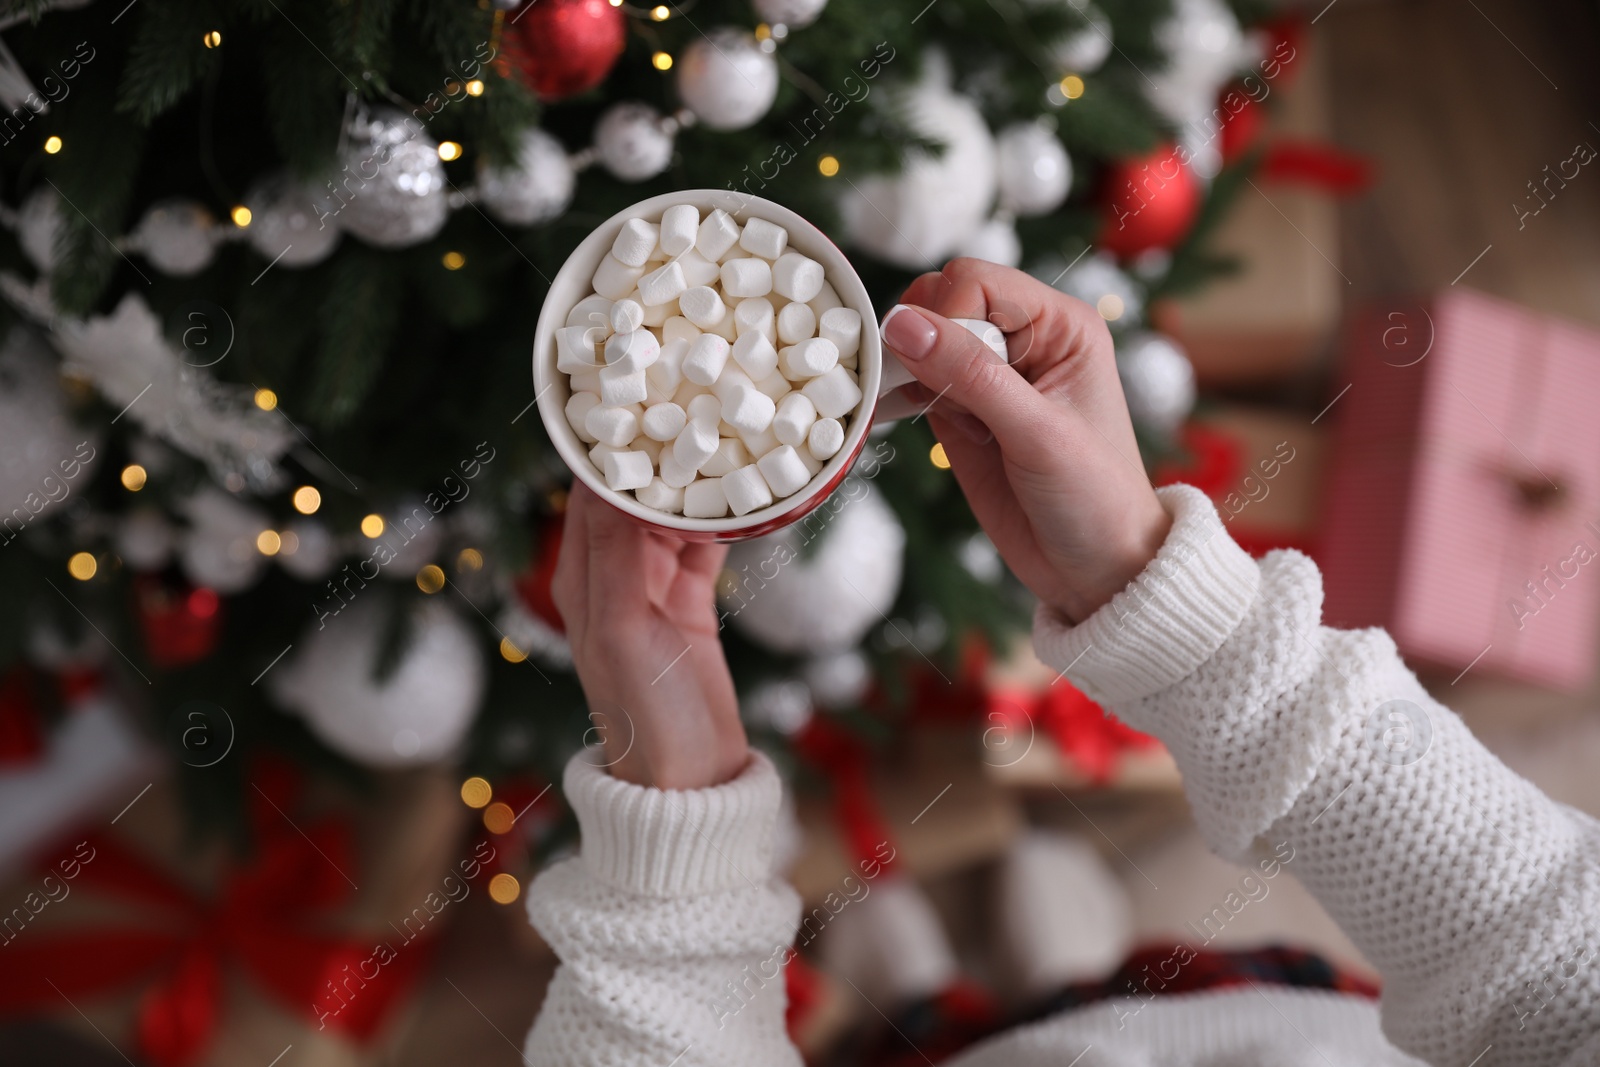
xmin=0 ymin=764 xmax=430 ymax=1067
xmin=987 ymin=682 xmax=1159 ymax=785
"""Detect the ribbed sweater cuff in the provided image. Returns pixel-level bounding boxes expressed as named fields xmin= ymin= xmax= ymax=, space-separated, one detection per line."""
xmin=1032 ymin=484 xmax=1260 ymax=704
xmin=564 ymin=750 xmax=782 ymax=899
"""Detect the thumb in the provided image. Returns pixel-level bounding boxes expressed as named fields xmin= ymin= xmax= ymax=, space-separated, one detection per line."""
xmin=881 ymin=303 xmax=1062 ymax=459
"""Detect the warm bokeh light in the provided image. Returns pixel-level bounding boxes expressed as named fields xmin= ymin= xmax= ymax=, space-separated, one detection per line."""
xmin=43 ymin=135 xmax=61 ymax=154
xmin=460 ymin=776 xmax=493 ymax=809
xmin=651 ymin=4 xmax=670 ymax=19
xmin=292 ymin=485 xmax=321 ymax=514
xmin=254 ymin=387 xmax=277 ymax=410
xmin=818 ymin=155 xmax=840 ymax=177
xmin=483 ymin=801 xmax=515 ymax=834
xmin=457 ymin=547 xmax=483 ymax=571
xmin=465 ymin=79 xmax=484 ymax=97
xmin=416 ymin=564 xmax=446 ymax=594
xmin=441 ymin=250 xmax=466 ymax=270
xmin=652 ymin=51 xmax=673 ymax=71
xmin=930 ymin=443 xmax=951 ymax=469
xmin=120 ymin=464 xmax=147 ymax=491
xmin=202 ymin=30 xmax=222 ymax=48
xmin=488 ymin=873 xmax=520 ymax=904
xmin=437 ymin=140 xmax=462 ymax=161
xmin=256 ymin=530 xmax=282 ymax=556
xmin=499 ymin=636 xmax=527 ymax=663
xmin=68 ymin=552 xmax=96 ymax=580
xmin=1062 ymin=75 xmax=1085 ymax=99
xmin=1097 ymin=294 xmax=1125 ymax=321
xmin=231 ymin=205 xmax=252 ymax=227
xmin=361 ymin=513 xmax=385 ymax=538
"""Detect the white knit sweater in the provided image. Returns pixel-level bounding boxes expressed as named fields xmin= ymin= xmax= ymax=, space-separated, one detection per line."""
xmin=523 ymin=485 xmax=1600 ymax=1067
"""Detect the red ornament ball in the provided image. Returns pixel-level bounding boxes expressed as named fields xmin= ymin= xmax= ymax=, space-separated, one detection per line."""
xmin=505 ymin=0 xmax=627 ymax=101
xmin=1097 ymin=143 xmax=1203 ymax=259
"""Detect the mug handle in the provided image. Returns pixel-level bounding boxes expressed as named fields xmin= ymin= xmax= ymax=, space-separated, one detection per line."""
xmin=875 ymin=314 xmax=1009 ymax=419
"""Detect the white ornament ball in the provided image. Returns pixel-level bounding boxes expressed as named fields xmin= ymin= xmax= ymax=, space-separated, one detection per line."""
xmin=801 ymin=649 xmax=871 ymax=708
xmin=958 ymin=532 xmax=1003 ymax=583
xmin=676 ymin=28 xmax=780 ymax=131
xmin=17 ymin=187 xmax=61 ymax=272
xmin=954 ymin=216 xmax=1022 ymax=268
xmin=271 ymin=598 xmax=486 ymax=767
xmin=1043 ymin=250 xmax=1143 ymax=322
xmin=117 ymin=508 xmax=176 ymax=570
xmin=0 ymin=331 xmax=96 ymax=525
xmin=477 ymin=127 xmax=575 ymax=226
xmin=721 ymin=483 xmax=904 ymax=654
xmin=278 ymin=518 xmax=340 ymax=580
xmin=752 ymin=0 xmax=828 ymax=29
xmin=1117 ymin=330 xmax=1196 ymax=435
xmin=839 ymin=67 xmax=997 ymax=269
xmin=742 ymin=678 xmax=813 ymax=734
xmin=177 ymin=488 xmax=270 ymax=594
xmin=243 ymin=173 xmax=343 ymax=267
xmin=131 ymin=199 xmax=219 ymax=276
xmin=595 ymin=102 xmax=676 ymax=182
xmin=336 ymin=108 xmax=451 ymax=248
xmin=1052 ymin=0 xmax=1113 ymax=72
xmin=497 ymin=602 xmax=572 ymax=667
xmin=996 ymin=122 xmax=1073 ymax=217
xmin=1145 ymin=0 xmax=1252 ymax=127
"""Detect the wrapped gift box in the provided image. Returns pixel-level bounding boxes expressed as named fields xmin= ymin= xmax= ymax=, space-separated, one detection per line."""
xmin=1320 ymin=288 xmax=1600 ymax=689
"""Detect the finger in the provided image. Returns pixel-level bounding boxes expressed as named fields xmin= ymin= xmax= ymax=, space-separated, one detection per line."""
xmin=679 ymin=540 xmax=729 ymax=581
xmin=578 ymin=485 xmax=651 ymax=627
xmin=550 ymin=486 xmax=592 ymax=630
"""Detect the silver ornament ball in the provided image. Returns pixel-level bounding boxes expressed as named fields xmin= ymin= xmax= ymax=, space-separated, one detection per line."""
xmin=243 ymin=173 xmax=343 ymax=267
xmin=277 ymin=518 xmax=339 ymax=580
xmin=117 ymin=508 xmax=176 ymax=571
xmin=336 ymin=108 xmax=451 ymax=248
xmin=742 ymin=678 xmax=814 ymax=734
xmin=996 ymin=122 xmax=1073 ymax=217
xmin=17 ymin=187 xmax=61 ymax=272
xmin=676 ymin=28 xmax=780 ymax=131
xmin=1117 ymin=331 xmax=1196 ymax=435
xmin=1043 ymin=251 xmax=1144 ymax=322
xmin=477 ymin=127 xmax=575 ymax=226
xmin=955 ymin=216 xmax=1022 ymax=268
xmin=132 ymin=199 xmax=219 ymax=276
xmin=801 ymin=649 xmax=871 ymax=708
xmin=752 ymin=0 xmax=828 ymax=29
xmin=595 ymin=102 xmax=676 ymax=182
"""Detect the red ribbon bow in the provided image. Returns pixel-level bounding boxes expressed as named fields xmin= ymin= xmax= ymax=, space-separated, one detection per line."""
xmin=0 ymin=765 xmax=430 ymax=1066
xmin=988 ymin=682 xmax=1159 ymax=785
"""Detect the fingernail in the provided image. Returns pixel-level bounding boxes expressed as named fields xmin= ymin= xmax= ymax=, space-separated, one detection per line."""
xmin=882 ymin=304 xmax=938 ymax=361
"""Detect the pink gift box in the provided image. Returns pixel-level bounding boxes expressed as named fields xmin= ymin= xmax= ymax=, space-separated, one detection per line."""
xmin=1320 ymin=289 xmax=1600 ymax=690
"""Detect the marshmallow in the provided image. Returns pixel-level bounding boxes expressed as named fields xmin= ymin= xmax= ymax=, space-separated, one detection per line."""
xmin=588 ymin=442 xmax=621 ymax=470
xmin=773 ymin=393 xmax=817 ymax=447
xmin=819 ymin=307 xmax=862 ymax=361
xmin=732 ymin=330 xmax=779 ymax=379
xmin=660 ymin=204 xmax=699 ymax=257
xmin=593 ymin=253 xmax=645 ymax=300
xmin=672 ymin=380 xmax=711 ymax=408
xmin=722 ymin=464 xmax=774 ymax=516
xmin=648 ymin=338 xmax=688 ymax=395
xmin=682 ymin=477 xmax=729 ymax=519
xmin=720 ymin=256 xmax=772 ymax=299
xmin=603 ymin=450 xmax=655 ymax=492
xmin=772 ymin=251 xmax=824 ymax=303
xmin=638 ymin=260 xmax=688 ymax=306
xmin=675 ymin=248 xmax=721 ymax=288
xmin=679 ymin=286 xmax=727 ymax=329
xmin=705 ymin=311 xmax=738 ymax=342
xmin=565 ymin=392 xmax=601 ymax=443
xmin=721 ymin=383 xmax=776 ymax=435
xmin=663 ymin=316 xmax=701 ymax=345
xmin=604 ymin=328 xmax=661 ymax=373
xmin=700 ymin=437 xmax=751 ymax=478
xmin=684 ymin=333 xmax=732 ymax=386
xmin=642 ymin=402 xmax=687 ymax=442
xmin=609 ymin=297 xmax=646 ymax=335
xmin=779 ymin=337 xmax=839 ymax=379
xmin=801 ymin=364 xmax=863 ymax=418
xmin=807 ymin=417 xmax=844 ymax=460
xmin=739 ymin=217 xmax=789 ymax=260
xmin=599 ymin=364 xmax=648 ymax=406
xmin=638 ymin=295 xmax=672 ymax=327
xmin=635 ymin=477 xmax=685 ymax=513
xmin=567 ymin=294 xmax=615 ymax=334
xmin=556 ymin=324 xmax=603 ymax=373
xmin=569 ymin=364 xmax=601 ymax=394
xmin=738 ymin=422 xmax=780 ymax=459
xmin=808 ymin=280 xmax=843 ymax=318
xmin=659 ymin=450 xmax=697 ymax=489
xmin=697 ymin=208 xmax=741 ymax=261
xmin=686 ymin=392 xmax=723 ymax=426
xmin=632 ymin=434 xmax=664 ymax=465
xmin=777 ymin=301 xmax=817 ymax=345
xmin=796 ymin=445 xmax=823 ymax=477
xmin=734 ymin=297 xmax=776 ymax=343
xmin=586 ymin=403 xmax=640 ymax=447
xmin=752 ymin=371 xmax=792 ymax=402
xmin=756 ymin=445 xmax=812 ymax=497
xmin=611 ymin=218 xmax=660 ymax=267
xmin=673 ymin=419 xmax=720 ymax=470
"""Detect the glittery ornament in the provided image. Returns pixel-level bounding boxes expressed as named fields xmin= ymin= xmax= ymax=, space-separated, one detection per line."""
xmin=242 ymin=173 xmax=342 ymax=267
xmin=335 ymin=108 xmax=450 ymax=249
xmin=676 ymin=29 xmax=780 ymax=132
xmin=594 ymin=102 xmax=675 ymax=182
xmin=477 ymin=128 xmax=574 ymax=226
xmin=505 ymin=0 xmax=627 ymax=101
xmin=1117 ymin=330 xmax=1196 ymax=435
xmin=130 ymin=199 xmax=219 ymax=276
xmin=271 ymin=598 xmax=486 ymax=767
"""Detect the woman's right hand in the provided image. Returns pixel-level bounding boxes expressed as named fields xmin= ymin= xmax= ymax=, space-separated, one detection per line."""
xmin=881 ymin=258 xmax=1172 ymax=626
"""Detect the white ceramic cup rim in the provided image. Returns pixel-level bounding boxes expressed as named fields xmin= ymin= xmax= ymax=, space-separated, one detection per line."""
xmin=533 ymin=189 xmax=884 ymax=536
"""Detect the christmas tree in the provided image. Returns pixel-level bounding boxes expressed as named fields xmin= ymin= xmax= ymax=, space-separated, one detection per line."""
xmin=0 ymin=0 xmax=1270 ymax=839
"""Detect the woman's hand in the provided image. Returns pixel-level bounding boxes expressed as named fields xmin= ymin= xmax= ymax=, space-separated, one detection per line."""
xmin=883 ymin=258 xmax=1172 ymax=625
xmin=550 ymin=484 xmax=748 ymax=789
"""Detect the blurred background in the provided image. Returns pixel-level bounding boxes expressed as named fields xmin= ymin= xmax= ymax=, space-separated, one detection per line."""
xmin=0 ymin=0 xmax=1597 ymax=1063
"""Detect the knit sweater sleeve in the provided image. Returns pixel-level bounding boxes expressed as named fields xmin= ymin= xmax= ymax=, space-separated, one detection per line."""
xmin=522 ymin=751 xmax=805 ymax=1067
xmin=1034 ymin=484 xmax=1600 ymax=1067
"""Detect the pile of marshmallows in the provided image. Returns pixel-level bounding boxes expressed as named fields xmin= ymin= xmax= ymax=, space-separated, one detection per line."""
xmin=559 ymin=204 xmax=865 ymax=519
